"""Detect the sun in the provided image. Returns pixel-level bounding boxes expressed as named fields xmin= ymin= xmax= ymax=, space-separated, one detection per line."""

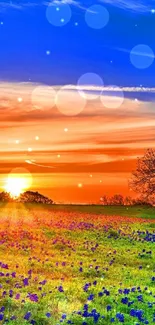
xmin=4 ymin=176 xmax=28 ymax=198
xmin=4 ymin=169 xmax=32 ymax=198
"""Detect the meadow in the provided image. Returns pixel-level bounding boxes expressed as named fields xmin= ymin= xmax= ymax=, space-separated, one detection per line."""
xmin=0 ymin=203 xmax=155 ymax=325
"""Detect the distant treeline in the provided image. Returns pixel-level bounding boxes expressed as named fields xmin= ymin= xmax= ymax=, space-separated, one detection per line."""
xmin=100 ymin=194 xmax=153 ymax=206
xmin=0 ymin=191 xmax=54 ymax=204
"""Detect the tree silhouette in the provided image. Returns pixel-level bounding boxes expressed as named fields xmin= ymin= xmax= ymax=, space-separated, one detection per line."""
xmin=0 ymin=191 xmax=12 ymax=202
xmin=130 ymin=148 xmax=155 ymax=204
xmin=0 ymin=191 xmax=54 ymax=204
xmin=19 ymin=191 xmax=54 ymax=204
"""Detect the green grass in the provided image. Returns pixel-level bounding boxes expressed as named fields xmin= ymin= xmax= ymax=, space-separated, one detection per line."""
xmin=22 ymin=203 xmax=155 ymax=219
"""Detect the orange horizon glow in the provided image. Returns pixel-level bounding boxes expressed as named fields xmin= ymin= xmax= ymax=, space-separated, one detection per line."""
xmin=0 ymin=82 xmax=155 ymax=203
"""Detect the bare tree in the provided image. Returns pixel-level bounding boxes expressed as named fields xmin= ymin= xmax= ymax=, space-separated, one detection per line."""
xmin=130 ymin=148 xmax=155 ymax=204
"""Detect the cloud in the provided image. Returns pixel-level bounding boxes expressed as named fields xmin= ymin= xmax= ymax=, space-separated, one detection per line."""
xmin=0 ymin=1 xmax=37 ymax=10
xmin=0 ymin=82 xmax=155 ymax=123
xmin=0 ymin=81 xmax=154 ymax=178
xmin=111 ymin=46 xmax=155 ymax=59
xmin=0 ymin=0 xmax=83 ymax=11
xmin=67 ymin=84 xmax=155 ymax=93
xmin=52 ymin=0 xmax=83 ymax=8
xmin=0 ymin=0 xmax=152 ymax=14
xmin=99 ymin=0 xmax=152 ymax=13
xmin=0 ymin=0 xmax=152 ymax=15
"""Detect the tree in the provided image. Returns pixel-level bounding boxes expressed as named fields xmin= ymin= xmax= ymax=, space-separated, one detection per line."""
xmin=100 ymin=195 xmax=109 ymax=205
xmin=0 ymin=191 xmax=12 ymax=202
xmin=130 ymin=148 xmax=155 ymax=205
xmin=124 ymin=196 xmax=133 ymax=206
xmin=100 ymin=194 xmax=125 ymax=205
xmin=110 ymin=194 xmax=124 ymax=206
xmin=19 ymin=191 xmax=54 ymax=204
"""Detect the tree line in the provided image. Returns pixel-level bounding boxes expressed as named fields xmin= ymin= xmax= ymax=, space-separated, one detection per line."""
xmin=100 ymin=194 xmax=152 ymax=206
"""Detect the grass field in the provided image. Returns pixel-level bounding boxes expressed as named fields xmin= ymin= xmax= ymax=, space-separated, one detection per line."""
xmin=0 ymin=203 xmax=155 ymax=324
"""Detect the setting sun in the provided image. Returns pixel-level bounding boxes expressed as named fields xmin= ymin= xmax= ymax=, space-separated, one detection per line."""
xmin=4 ymin=176 xmax=28 ymax=197
xmin=4 ymin=168 xmax=32 ymax=198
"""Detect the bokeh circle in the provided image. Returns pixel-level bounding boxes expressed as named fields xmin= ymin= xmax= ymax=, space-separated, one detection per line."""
xmin=77 ymin=73 xmax=104 ymax=100
xmin=46 ymin=3 xmax=72 ymax=27
xmin=130 ymin=44 xmax=154 ymax=69
xmin=85 ymin=5 xmax=109 ymax=29
xmin=100 ymin=86 xmax=124 ymax=109
xmin=31 ymin=86 xmax=56 ymax=110
xmin=56 ymin=85 xmax=86 ymax=116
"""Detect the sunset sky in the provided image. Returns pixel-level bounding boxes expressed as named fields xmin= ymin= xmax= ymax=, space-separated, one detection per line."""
xmin=0 ymin=0 xmax=155 ymax=203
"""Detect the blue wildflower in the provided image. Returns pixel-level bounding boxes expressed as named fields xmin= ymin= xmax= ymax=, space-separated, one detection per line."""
xmin=0 ymin=314 xmax=4 ymax=321
xmin=116 ymin=313 xmax=124 ymax=323
xmin=87 ymin=294 xmax=94 ymax=301
xmin=107 ymin=305 xmax=112 ymax=312
xmin=24 ymin=312 xmax=31 ymax=321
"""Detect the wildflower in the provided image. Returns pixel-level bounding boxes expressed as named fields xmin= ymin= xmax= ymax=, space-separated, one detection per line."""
xmin=58 ymin=286 xmax=64 ymax=293
xmin=94 ymin=312 xmax=100 ymax=322
xmin=39 ymin=280 xmax=47 ymax=285
xmin=137 ymin=295 xmax=143 ymax=302
xmin=116 ymin=313 xmax=124 ymax=323
xmin=30 ymin=320 xmax=36 ymax=325
xmin=9 ymin=289 xmax=13 ymax=297
xmin=23 ymin=278 xmax=29 ymax=286
xmin=46 ymin=313 xmax=51 ymax=318
xmin=87 ymin=294 xmax=94 ymax=301
xmin=123 ymin=288 xmax=130 ymax=294
xmin=83 ymin=304 xmax=88 ymax=311
xmin=24 ymin=312 xmax=31 ymax=321
xmin=28 ymin=293 xmax=38 ymax=302
xmin=0 ymin=314 xmax=4 ymax=321
xmin=121 ymin=297 xmax=128 ymax=304
xmin=107 ymin=305 xmax=112 ymax=311
xmin=62 ymin=314 xmax=66 ymax=319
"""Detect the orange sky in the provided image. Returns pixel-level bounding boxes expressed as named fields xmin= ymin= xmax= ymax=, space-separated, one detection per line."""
xmin=0 ymin=82 xmax=155 ymax=203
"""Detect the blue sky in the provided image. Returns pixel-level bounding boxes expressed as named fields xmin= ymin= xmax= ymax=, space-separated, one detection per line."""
xmin=0 ymin=0 xmax=154 ymax=87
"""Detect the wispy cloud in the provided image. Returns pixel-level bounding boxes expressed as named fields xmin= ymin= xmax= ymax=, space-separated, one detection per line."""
xmin=111 ymin=46 xmax=155 ymax=58
xmin=99 ymin=0 xmax=152 ymax=13
xmin=0 ymin=0 xmax=83 ymax=11
xmin=0 ymin=0 xmax=152 ymax=13
xmin=0 ymin=1 xmax=41 ymax=11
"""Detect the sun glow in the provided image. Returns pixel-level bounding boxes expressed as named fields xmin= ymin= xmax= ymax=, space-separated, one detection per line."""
xmin=4 ymin=168 xmax=32 ymax=198
xmin=5 ymin=176 xmax=28 ymax=197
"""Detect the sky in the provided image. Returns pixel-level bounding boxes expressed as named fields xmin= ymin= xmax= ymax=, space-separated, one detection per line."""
xmin=0 ymin=0 xmax=155 ymax=203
